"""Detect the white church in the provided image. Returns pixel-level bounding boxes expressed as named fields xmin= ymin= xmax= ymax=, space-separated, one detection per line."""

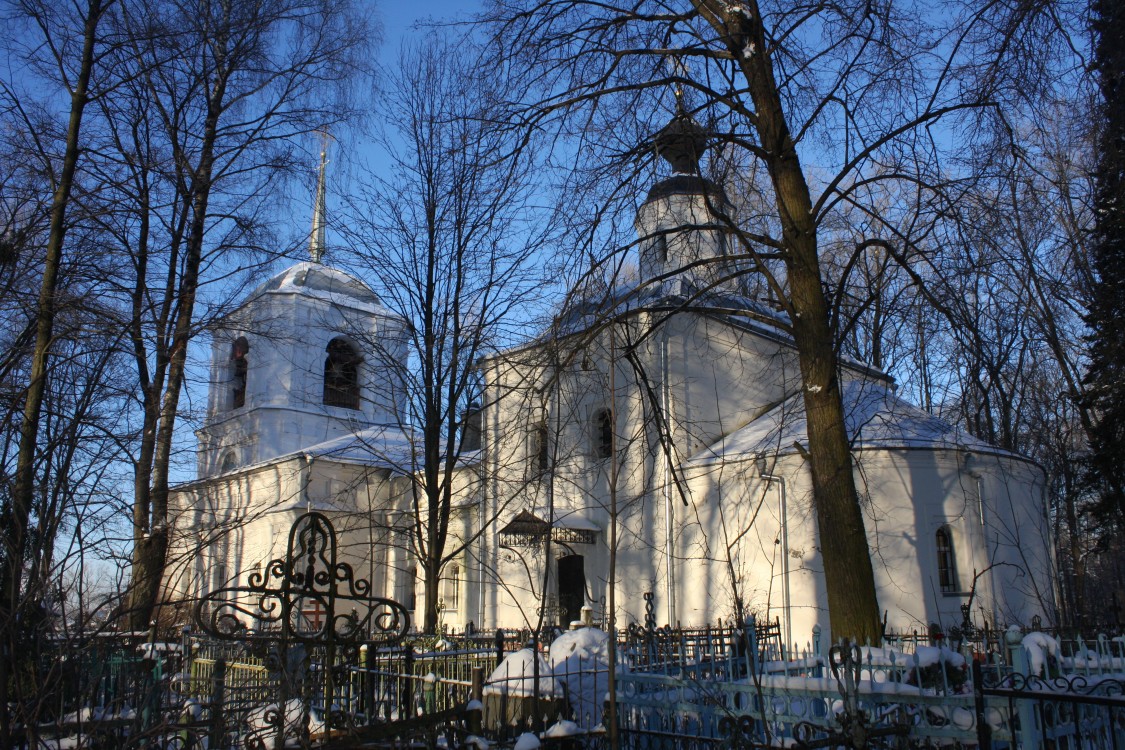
xmin=165 ymin=120 xmax=1056 ymax=646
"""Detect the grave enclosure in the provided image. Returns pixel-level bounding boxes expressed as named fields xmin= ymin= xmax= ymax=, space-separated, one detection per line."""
xmin=15 ymin=512 xmax=1125 ymax=749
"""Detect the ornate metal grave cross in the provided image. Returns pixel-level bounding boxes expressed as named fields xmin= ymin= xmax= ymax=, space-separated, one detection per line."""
xmin=194 ymin=510 xmax=409 ymax=645
xmin=193 ymin=511 xmax=410 ymax=742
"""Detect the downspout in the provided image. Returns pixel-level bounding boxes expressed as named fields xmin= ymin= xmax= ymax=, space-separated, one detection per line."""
xmin=977 ymin=476 xmax=997 ymax=625
xmin=477 ymin=387 xmax=488 ymax=629
xmin=660 ymin=330 xmax=676 ymax=626
xmin=301 ymin=453 xmax=314 ymax=512
xmin=760 ymin=472 xmax=791 ymax=650
xmin=367 ymin=470 xmax=389 ymax=599
xmin=966 ymin=455 xmax=996 ymax=626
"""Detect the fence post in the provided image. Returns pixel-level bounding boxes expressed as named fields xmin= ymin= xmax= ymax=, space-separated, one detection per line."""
xmin=470 ymin=666 xmax=484 ymax=734
xmin=495 ymin=628 xmax=505 ymax=669
xmin=744 ymin=615 xmax=757 ymax=678
xmin=181 ymin=626 xmax=192 ymax=675
xmin=423 ymin=672 xmax=436 ymax=714
xmin=532 ymin=632 xmax=543 ymax=733
xmin=362 ymin=643 xmax=376 ymax=726
xmin=1009 ymin=630 xmax=1041 ymax=750
xmin=812 ymin=625 xmax=822 ymax=677
xmin=401 ymin=648 xmax=415 ymax=720
xmin=207 ymin=657 xmax=226 ymax=750
xmin=972 ymin=658 xmax=991 ymax=749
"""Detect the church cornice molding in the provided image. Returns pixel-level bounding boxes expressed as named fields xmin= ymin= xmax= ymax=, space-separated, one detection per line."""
xmin=197 ymin=402 xmax=389 ymax=434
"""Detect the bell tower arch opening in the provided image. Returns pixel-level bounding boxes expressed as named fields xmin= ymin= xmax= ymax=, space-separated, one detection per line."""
xmin=229 ymin=336 xmax=249 ymax=410
xmin=323 ymin=337 xmax=362 ymax=410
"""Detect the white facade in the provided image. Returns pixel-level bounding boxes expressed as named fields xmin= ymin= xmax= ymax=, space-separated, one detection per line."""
xmin=166 ymin=171 xmax=1055 ymax=646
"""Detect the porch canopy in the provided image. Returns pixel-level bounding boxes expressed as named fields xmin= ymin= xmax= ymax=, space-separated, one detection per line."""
xmin=498 ymin=510 xmax=599 ymax=548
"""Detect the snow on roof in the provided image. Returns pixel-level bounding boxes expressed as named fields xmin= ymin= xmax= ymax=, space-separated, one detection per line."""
xmin=690 ymin=379 xmax=1012 ymax=466
xmin=296 ymin=424 xmax=480 ymax=473
xmin=487 ymin=280 xmax=794 ymax=364
xmin=299 ymin=424 xmax=419 ymax=471
xmin=555 ymin=514 xmax=600 ymax=532
xmin=550 ymin=280 xmax=791 ymax=340
xmin=512 ymin=507 xmax=601 ymax=531
xmin=244 ymin=262 xmax=397 ymax=316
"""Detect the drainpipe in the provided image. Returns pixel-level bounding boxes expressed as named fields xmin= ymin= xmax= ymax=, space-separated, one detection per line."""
xmin=757 ymin=458 xmax=791 ymax=650
xmin=477 ymin=391 xmax=488 ymax=630
xmin=965 ymin=454 xmax=995 ymax=626
xmin=301 ymin=453 xmax=314 ymax=512
xmin=660 ymin=331 xmax=676 ymax=626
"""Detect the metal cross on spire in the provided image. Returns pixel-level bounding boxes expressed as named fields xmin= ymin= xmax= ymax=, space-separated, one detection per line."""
xmin=668 ymin=53 xmax=690 ymax=112
xmin=309 ymin=130 xmax=333 ymax=263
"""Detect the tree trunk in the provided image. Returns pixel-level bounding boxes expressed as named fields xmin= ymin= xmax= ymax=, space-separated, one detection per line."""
xmin=126 ymin=66 xmax=226 ymax=631
xmin=1 ymin=0 xmax=106 ymax=743
xmin=423 ymin=562 xmax=441 ymax=633
xmin=698 ymin=0 xmax=883 ymax=642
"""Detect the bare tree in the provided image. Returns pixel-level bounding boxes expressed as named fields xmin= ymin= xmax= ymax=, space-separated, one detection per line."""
xmin=95 ymin=0 xmax=374 ymax=630
xmin=342 ymin=32 xmax=555 ymax=633
xmin=0 ymin=0 xmax=120 ymax=739
xmin=1084 ymin=0 xmax=1125 ymax=529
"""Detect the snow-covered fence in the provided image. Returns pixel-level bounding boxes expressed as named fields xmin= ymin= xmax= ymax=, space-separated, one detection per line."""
xmin=11 ymin=635 xmax=183 ymax=749
xmin=616 ymin=628 xmax=1125 ymax=749
xmin=971 ymin=630 xmax=1125 ymax=749
xmin=617 ymin=637 xmax=981 ymax=748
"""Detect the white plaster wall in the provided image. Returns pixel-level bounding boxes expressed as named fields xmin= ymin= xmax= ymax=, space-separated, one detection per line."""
xmin=635 ymin=190 xmax=735 ymax=289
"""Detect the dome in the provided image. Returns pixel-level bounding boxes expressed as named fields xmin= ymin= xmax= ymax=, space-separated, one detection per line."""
xmin=246 ymin=262 xmax=387 ymax=313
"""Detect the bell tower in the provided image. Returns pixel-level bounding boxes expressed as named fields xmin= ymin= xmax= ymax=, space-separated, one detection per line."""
xmin=195 ymin=140 xmax=409 ymax=478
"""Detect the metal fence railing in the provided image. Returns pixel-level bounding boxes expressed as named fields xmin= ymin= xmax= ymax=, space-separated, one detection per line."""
xmin=12 ymin=620 xmax=1125 ymax=749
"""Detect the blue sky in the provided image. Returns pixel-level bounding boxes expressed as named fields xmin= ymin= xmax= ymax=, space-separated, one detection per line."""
xmin=378 ymin=0 xmax=480 ymax=51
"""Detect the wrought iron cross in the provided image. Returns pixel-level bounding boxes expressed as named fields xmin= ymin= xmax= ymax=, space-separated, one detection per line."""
xmin=193 ymin=511 xmax=410 ymax=646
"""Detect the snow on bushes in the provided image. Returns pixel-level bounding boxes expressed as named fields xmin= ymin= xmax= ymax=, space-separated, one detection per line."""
xmin=1022 ymin=631 xmax=1062 ymax=676
xmin=547 ymin=627 xmax=617 ymax=724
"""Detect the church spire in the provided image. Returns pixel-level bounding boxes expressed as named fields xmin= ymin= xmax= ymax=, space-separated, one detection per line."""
xmin=309 ymin=131 xmax=331 ymax=263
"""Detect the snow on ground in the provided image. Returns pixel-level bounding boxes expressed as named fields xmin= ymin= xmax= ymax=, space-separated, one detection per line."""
xmin=543 ymin=719 xmax=581 ymax=737
xmin=761 ymin=655 xmax=823 ymax=673
xmin=136 ymin=642 xmax=182 ymax=658
xmin=513 ymin=731 xmax=540 ymax=749
xmin=484 ymin=648 xmax=562 ymax=697
xmin=912 ymin=646 xmax=966 ymax=669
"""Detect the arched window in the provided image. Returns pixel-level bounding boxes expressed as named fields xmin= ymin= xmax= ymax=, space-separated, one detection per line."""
xmin=529 ymin=422 xmax=549 ymax=477
xmin=230 ymin=337 xmax=249 ymax=409
xmin=936 ymin=526 xmax=959 ymax=593
xmin=219 ymin=451 xmax=238 ymax=474
xmin=446 ymin=564 xmax=460 ymax=610
xmin=461 ymin=403 xmax=482 ymax=452
xmin=323 ymin=338 xmax=361 ymax=409
xmin=593 ymin=407 xmax=613 ymax=459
